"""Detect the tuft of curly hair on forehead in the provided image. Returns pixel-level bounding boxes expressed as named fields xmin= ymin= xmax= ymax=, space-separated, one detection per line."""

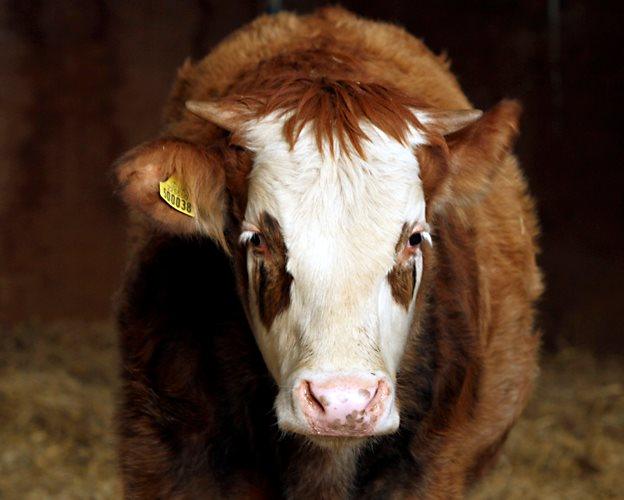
xmin=224 ymin=46 xmax=430 ymax=158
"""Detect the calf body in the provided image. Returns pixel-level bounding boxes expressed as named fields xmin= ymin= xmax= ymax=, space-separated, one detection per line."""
xmin=116 ymin=8 xmax=542 ymax=499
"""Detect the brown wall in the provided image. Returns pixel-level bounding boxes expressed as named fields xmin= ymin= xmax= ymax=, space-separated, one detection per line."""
xmin=1 ymin=0 xmax=622 ymax=353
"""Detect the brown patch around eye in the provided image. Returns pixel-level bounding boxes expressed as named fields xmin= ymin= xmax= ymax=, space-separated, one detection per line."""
xmin=252 ymin=212 xmax=293 ymax=328
xmin=388 ymin=223 xmax=417 ymax=310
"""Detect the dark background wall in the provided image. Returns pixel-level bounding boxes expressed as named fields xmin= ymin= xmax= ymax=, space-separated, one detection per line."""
xmin=1 ymin=0 xmax=622 ymax=353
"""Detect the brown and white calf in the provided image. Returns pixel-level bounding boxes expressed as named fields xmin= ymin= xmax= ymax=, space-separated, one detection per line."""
xmin=114 ymin=8 xmax=542 ymax=499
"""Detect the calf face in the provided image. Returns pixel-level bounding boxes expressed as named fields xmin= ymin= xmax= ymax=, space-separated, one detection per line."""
xmin=238 ymin=114 xmax=430 ymax=438
xmin=116 ymin=91 xmax=520 ymax=443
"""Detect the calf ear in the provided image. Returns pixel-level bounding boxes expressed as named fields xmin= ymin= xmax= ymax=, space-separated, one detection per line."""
xmin=416 ymin=99 xmax=521 ymax=214
xmin=115 ymin=138 xmax=229 ymax=250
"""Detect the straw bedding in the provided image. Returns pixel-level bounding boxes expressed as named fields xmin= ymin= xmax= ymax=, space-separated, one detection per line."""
xmin=1 ymin=322 xmax=621 ymax=499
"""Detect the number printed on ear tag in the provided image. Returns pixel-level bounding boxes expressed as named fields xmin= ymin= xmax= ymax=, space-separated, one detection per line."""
xmin=159 ymin=176 xmax=196 ymax=218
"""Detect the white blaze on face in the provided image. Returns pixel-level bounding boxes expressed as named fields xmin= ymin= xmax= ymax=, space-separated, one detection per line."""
xmin=240 ymin=113 xmax=428 ymax=433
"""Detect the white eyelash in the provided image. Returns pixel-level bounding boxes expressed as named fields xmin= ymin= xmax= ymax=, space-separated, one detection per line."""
xmin=421 ymin=231 xmax=433 ymax=246
xmin=415 ymin=222 xmax=433 ymax=246
xmin=239 ymin=230 xmax=257 ymax=245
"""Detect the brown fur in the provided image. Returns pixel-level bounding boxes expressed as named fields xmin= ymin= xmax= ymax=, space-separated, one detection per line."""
xmin=250 ymin=212 xmax=293 ymax=329
xmin=114 ymin=7 xmax=543 ymax=499
xmin=387 ymin=223 xmax=418 ymax=310
xmin=221 ymin=46 xmax=429 ymax=158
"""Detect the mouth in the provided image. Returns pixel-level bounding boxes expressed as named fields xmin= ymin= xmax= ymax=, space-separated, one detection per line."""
xmin=277 ymin=419 xmax=399 ymax=450
xmin=300 ymin=433 xmax=370 ymax=449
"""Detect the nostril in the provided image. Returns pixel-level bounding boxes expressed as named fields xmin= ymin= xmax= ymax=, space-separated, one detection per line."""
xmin=303 ymin=381 xmax=326 ymax=414
xmin=362 ymin=381 xmax=380 ymax=410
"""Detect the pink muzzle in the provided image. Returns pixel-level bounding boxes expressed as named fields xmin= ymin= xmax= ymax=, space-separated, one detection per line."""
xmin=296 ymin=375 xmax=392 ymax=436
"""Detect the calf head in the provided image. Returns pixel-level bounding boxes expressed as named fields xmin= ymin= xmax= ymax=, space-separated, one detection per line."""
xmin=116 ymin=81 xmax=520 ymax=444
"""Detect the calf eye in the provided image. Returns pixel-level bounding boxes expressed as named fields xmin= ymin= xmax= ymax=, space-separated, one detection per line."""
xmin=239 ymin=227 xmax=267 ymax=253
xmin=408 ymin=232 xmax=422 ymax=247
xmin=247 ymin=232 xmax=268 ymax=253
xmin=250 ymin=233 xmax=263 ymax=247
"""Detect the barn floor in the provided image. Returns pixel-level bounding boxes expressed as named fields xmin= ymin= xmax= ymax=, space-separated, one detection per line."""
xmin=0 ymin=322 xmax=622 ymax=499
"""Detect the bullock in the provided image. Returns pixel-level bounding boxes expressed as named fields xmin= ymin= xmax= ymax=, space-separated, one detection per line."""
xmin=114 ymin=7 xmax=542 ymax=499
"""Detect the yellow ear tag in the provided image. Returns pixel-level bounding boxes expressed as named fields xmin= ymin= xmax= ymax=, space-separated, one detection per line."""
xmin=159 ymin=176 xmax=196 ymax=218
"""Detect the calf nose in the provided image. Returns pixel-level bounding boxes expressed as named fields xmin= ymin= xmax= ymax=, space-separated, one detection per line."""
xmin=308 ymin=378 xmax=376 ymax=419
xmin=297 ymin=375 xmax=391 ymax=436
